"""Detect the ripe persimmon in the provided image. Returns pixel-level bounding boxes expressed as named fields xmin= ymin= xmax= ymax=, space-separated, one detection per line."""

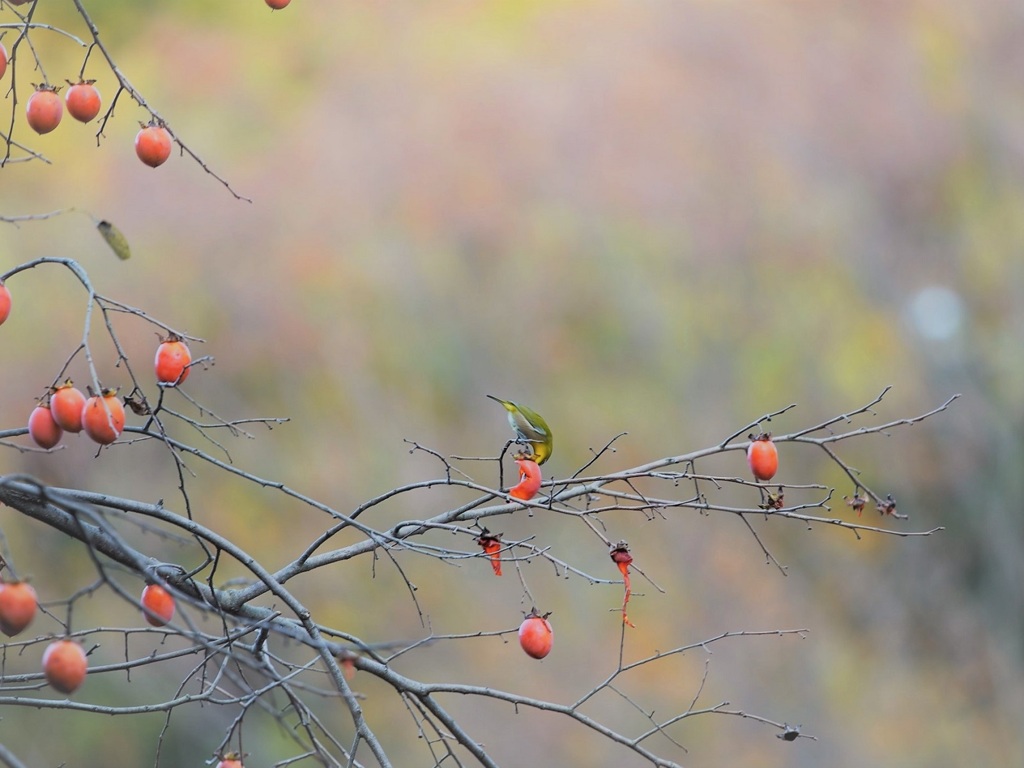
xmin=42 ymin=639 xmax=88 ymax=694
xmin=134 ymin=124 xmax=172 ymax=167
xmin=154 ymin=335 xmax=191 ymax=385
xmin=508 ymin=458 xmax=542 ymax=501
xmin=747 ymin=433 xmax=778 ymax=482
xmin=81 ymin=390 xmax=125 ymax=445
xmin=0 ymin=581 xmax=38 ymax=637
xmin=26 ymin=86 xmax=63 ymax=134
xmin=217 ymin=753 xmax=244 ymax=768
xmin=50 ymin=381 xmax=87 ymax=433
xmin=0 ymin=282 xmax=9 ymax=325
xmin=518 ymin=610 xmax=553 ymax=659
xmin=28 ymin=404 xmax=63 ymax=449
xmin=65 ymin=81 xmax=101 ymax=123
xmin=141 ymin=584 xmax=175 ymax=627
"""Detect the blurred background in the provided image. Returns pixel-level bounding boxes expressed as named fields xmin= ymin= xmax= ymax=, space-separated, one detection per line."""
xmin=1 ymin=0 xmax=1022 ymax=766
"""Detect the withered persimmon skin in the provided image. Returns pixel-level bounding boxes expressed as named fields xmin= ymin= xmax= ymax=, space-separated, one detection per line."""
xmin=65 ymin=81 xmax=101 ymax=123
xmin=134 ymin=124 xmax=172 ymax=168
xmin=141 ymin=584 xmax=175 ymax=627
xmin=747 ymin=434 xmax=779 ymax=482
xmin=0 ymin=282 xmax=10 ymax=325
xmin=29 ymin=405 xmax=63 ymax=449
xmin=42 ymin=639 xmax=88 ymax=694
xmin=26 ymin=87 xmax=64 ymax=135
xmin=518 ymin=613 xmax=553 ymax=659
xmin=0 ymin=581 xmax=38 ymax=637
xmin=81 ymin=392 xmax=125 ymax=445
xmin=50 ymin=383 xmax=87 ymax=433
xmin=154 ymin=338 xmax=191 ymax=385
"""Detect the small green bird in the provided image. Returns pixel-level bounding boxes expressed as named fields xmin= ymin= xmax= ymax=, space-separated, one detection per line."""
xmin=487 ymin=395 xmax=553 ymax=465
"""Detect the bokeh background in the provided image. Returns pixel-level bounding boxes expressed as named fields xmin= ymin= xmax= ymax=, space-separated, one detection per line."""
xmin=2 ymin=1 xmax=1023 ymax=766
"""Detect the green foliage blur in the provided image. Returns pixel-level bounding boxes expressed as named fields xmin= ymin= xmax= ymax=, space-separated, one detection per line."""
xmin=2 ymin=1 xmax=1022 ymax=766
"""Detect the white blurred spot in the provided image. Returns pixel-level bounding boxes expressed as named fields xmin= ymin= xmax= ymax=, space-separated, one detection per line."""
xmin=907 ymin=285 xmax=964 ymax=341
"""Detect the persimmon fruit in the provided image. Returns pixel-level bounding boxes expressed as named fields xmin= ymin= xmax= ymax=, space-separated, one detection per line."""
xmin=42 ymin=639 xmax=88 ymax=694
xmin=26 ymin=86 xmax=63 ymax=134
xmin=747 ymin=433 xmax=778 ymax=482
xmin=134 ymin=124 xmax=172 ymax=167
xmin=65 ymin=81 xmax=101 ymax=123
xmin=141 ymin=584 xmax=175 ymax=627
xmin=0 ymin=282 xmax=12 ymax=325
xmin=81 ymin=390 xmax=125 ymax=445
xmin=50 ymin=382 xmax=87 ymax=433
xmin=509 ymin=458 xmax=542 ymax=501
xmin=518 ymin=610 xmax=553 ymax=659
xmin=29 ymin=405 xmax=63 ymax=449
xmin=0 ymin=581 xmax=38 ymax=637
xmin=154 ymin=336 xmax=191 ymax=385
